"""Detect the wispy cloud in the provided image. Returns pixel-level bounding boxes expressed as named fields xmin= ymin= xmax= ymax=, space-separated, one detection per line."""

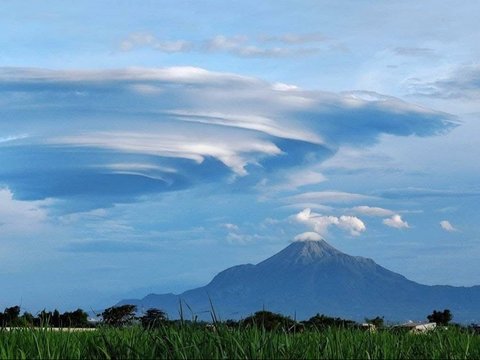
xmin=288 ymin=191 xmax=375 ymax=204
xmin=257 ymin=169 xmax=327 ymax=194
xmin=407 ymin=64 xmax=480 ymax=100
xmin=259 ymin=32 xmax=327 ymax=44
xmin=118 ymin=32 xmax=332 ymax=58
xmin=440 ymin=220 xmax=458 ymax=232
xmin=223 ymin=223 xmax=239 ymax=231
xmin=393 ymin=47 xmax=436 ymax=58
xmin=351 ymin=206 xmax=395 ymax=217
xmin=378 ymin=187 xmax=480 ymax=199
xmin=119 ymin=32 xmax=192 ymax=53
xmin=383 ymin=214 xmax=410 ymax=229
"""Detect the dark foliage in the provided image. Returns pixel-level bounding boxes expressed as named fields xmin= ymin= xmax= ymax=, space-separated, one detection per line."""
xmin=140 ymin=308 xmax=168 ymax=329
xmin=1 ymin=306 xmax=21 ymax=326
xmin=427 ymin=309 xmax=453 ymax=325
xmin=0 ymin=306 xmax=90 ymax=328
xmin=302 ymin=313 xmax=357 ymax=329
xmin=241 ymin=311 xmax=297 ymax=331
xmin=102 ymin=305 xmax=137 ymax=327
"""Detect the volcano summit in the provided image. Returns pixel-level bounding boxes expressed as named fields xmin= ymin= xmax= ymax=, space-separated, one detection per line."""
xmin=118 ymin=240 xmax=480 ymax=323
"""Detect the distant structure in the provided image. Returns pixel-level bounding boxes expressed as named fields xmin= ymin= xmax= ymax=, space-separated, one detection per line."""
xmin=394 ymin=321 xmax=437 ymax=334
xmin=360 ymin=323 xmax=376 ymax=332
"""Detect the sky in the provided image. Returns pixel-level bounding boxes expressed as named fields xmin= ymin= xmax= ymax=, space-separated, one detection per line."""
xmin=0 ymin=0 xmax=479 ymax=312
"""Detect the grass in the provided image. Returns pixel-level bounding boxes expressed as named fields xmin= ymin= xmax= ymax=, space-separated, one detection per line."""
xmin=0 ymin=325 xmax=478 ymax=359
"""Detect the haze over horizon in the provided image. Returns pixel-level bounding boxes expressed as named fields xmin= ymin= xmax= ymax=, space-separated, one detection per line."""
xmin=0 ymin=0 xmax=479 ymax=312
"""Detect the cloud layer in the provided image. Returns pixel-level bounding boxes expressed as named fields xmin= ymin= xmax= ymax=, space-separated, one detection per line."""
xmin=0 ymin=66 xmax=455 ymax=210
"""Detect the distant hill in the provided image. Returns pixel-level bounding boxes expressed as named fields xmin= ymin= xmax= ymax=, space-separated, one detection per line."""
xmin=118 ymin=240 xmax=480 ymax=323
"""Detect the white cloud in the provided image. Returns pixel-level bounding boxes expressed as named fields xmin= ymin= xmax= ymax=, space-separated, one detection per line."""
xmin=223 ymin=223 xmax=239 ymax=231
xmin=337 ymin=215 xmax=367 ymax=236
xmin=281 ymin=170 xmax=327 ymax=190
xmin=0 ymin=66 xmax=454 ymax=205
xmin=440 ymin=220 xmax=457 ymax=232
xmin=260 ymin=32 xmax=327 ymax=44
xmin=272 ymin=82 xmax=299 ymax=91
xmin=52 ymin=131 xmax=282 ymax=176
xmin=295 ymin=208 xmax=366 ymax=237
xmin=258 ymin=169 xmax=327 ymax=194
xmin=383 ymin=214 xmax=410 ymax=229
xmin=393 ymin=47 xmax=436 ymax=58
xmin=120 ymin=32 xmax=192 ymax=53
xmin=352 ymin=206 xmax=395 ymax=217
xmin=320 ymin=145 xmax=397 ymax=172
xmin=0 ymin=188 xmax=52 ymax=234
xmin=281 ymin=203 xmax=334 ymax=212
xmin=119 ymin=32 xmax=332 ymax=58
xmin=294 ymin=232 xmax=323 ymax=242
xmin=167 ymin=110 xmax=322 ymax=144
xmin=289 ymin=191 xmax=375 ymax=204
xmin=0 ymin=134 xmax=29 ymax=143
xmin=226 ymin=232 xmax=263 ymax=245
xmin=102 ymin=163 xmax=177 ymax=173
xmin=407 ymin=64 xmax=480 ymax=100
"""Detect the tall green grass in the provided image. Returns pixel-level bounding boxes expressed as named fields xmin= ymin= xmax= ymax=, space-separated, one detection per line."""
xmin=0 ymin=325 xmax=478 ymax=359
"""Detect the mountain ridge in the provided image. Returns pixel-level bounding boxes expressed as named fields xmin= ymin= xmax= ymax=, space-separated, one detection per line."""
xmin=117 ymin=240 xmax=480 ymax=323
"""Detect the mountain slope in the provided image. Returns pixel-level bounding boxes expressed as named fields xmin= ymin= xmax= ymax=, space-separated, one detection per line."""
xmin=117 ymin=240 xmax=480 ymax=323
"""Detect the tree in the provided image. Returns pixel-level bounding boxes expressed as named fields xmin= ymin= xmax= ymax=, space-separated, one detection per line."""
xmin=4 ymin=306 xmax=21 ymax=326
xmin=365 ymin=316 xmax=384 ymax=328
xmin=52 ymin=309 xmax=61 ymax=327
xmin=102 ymin=305 xmax=137 ymax=327
xmin=140 ymin=308 xmax=168 ymax=329
xmin=60 ymin=309 xmax=90 ymax=328
xmin=427 ymin=309 xmax=452 ymax=325
xmin=19 ymin=312 xmax=35 ymax=327
xmin=241 ymin=311 xmax=296 ymax=331
xmin=37 ymin=310 xmax=53 ymax=326
xmin=303 ymin=313 xmax=357 ymax=329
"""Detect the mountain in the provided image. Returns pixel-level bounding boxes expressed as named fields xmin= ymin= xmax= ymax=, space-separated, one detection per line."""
xmin=117 ymin=240 xmax=480 ymax=323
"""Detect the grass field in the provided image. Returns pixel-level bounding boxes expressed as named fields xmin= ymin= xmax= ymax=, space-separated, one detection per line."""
xmin=0 ymin=325 xmax=478 ymax=359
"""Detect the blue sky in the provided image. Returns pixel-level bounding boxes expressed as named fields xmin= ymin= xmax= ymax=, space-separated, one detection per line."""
xmin=1 ymin=0 xmax=479 ymax=312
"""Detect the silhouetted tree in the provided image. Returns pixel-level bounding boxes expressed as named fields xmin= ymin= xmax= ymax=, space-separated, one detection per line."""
xmin=303 ymin=313 xmax=357 ymax=329
xmin=52 ymin=309 xmax=61 ymax=327
xmin=241 ymin=311 xmax=297 ymax=331
xmin=19 ymin=312 xmax=35 ymax=327
xmin=427 ymin=309 xmax=452 ymax=325
xmin=102 ymin=305 xmax=137 ymax=327
xmin=4 ymin=306 xmax=21 ymax=326
xmin=140 ymin=308 xmax=168 ymax=329
xmin=37 ymin=310 xmax=53 ymax=326
xmin=59 ymin=309 xmax=90 ymax=328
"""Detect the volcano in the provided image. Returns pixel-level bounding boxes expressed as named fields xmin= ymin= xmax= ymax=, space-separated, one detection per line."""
xmin=118 ymin=240 xmax=480 ymax=323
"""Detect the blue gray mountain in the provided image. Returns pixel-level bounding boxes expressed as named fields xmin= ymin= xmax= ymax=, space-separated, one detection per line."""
xmin=118 ymin=240 xmax=480 ymax=323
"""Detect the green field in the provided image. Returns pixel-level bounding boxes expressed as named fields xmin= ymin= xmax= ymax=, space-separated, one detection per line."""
xmin=0 ymin=325 xmax=478 ymax=359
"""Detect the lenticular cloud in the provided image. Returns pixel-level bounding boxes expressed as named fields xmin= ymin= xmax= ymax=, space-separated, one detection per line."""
xmin=0 ymin=66 xmax=456 ymax=208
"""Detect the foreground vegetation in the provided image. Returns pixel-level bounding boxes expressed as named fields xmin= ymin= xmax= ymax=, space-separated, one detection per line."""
xmin=0 ymin=323 xmax=478 ymax=359
xmin=0 ymin=305 xmax=478 ymax=359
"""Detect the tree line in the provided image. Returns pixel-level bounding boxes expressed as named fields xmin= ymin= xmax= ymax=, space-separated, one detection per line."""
xmin=0 ymin=304 xmax=459 ymax=331
xmin=0 ymin=306 xmax=90 ymax=328
xmin=99 ymin=305 xmax=458 ymax=331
